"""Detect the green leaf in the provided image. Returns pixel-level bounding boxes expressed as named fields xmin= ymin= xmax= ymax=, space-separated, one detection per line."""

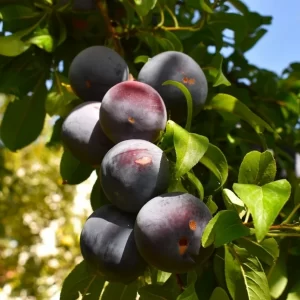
xmin=268 ymin=253 xmax=288 ymax=299
xmin=286 ymin=279 xmax=300 ymax=300
xmin=45 ymin=72 xmax=78 ymax=117
xmin=200 ymin=0 xmax=213 ymax=13
xmin=177 ymin=271 xmax=198 ymax=300
xmin=134 ymin=0 xmax=157 ymax=17
xmin=209 ymin=287 xmax=230 ymax=300
xmin=60 ymin=150 xmax=94 ymax=185
xmin=29 ymin=34 xmax=54 ymax=52
xmin=222 ymin=188 xmax=246 ymax=218
xmin=162 ymin=31 xmax=183 ymax=52
xmin=206 ymin=54 xmax=231 ymax=87
xmin=199 ymin=143 xmax=228 ymax=189
xmin=90 ymin=178 xmax=110 ymax=211
xmin=206 ymin=196 xmax=218 ymax=215
xmin=202 ymin=210 xmax=250 ymax=248
xmin=237 ymin=237 xmax=279 ymax=266
xmin=162 ymin=81 xmax=193 ymax=131
xmin=233 ymin=180 xmax=292 ymax=242
xmin=138 ymin=275 xmax=181 ymax=300
xmin=225 ymin=245 xmax=271 ymax=300
xmin=238 ymin=150 xmax=276 ymax=186
xmin=0 ymin=13 xmax=46 ymax=57
xmin=186 ymin=171 xmax=205 ymax=200
xmin=157 ymin=271 xmax=172 ymax=284
xmin=0 ymin=73 xmax=48 ymax=151
xmin=206 ymin=94 xmax=274 ymax=135
xmin=134 ymin=55 xmax=150 ymax=64
xmin=60 ymin=260 xmax=106 ymax=300
xmin=171 ymin=121 xmax=209 ymax=178
xmin=100 ymin=281 xmax=138 ymax=300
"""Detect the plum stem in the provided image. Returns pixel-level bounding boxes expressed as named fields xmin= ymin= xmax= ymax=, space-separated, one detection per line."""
xmin=176 ymin=274 xmax=184 ymax=292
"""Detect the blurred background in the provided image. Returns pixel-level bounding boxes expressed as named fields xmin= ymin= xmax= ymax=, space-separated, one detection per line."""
xmin=0 ymin=0 xmax=300 ymax=299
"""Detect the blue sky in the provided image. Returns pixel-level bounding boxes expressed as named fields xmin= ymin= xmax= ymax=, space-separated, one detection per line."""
xmin=237 ymin=0 xmax=300 ymax=75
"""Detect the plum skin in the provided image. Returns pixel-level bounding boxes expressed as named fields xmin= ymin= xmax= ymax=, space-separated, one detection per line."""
xmin=80 ymin=204 xmax=147 ymax=283
xmin=100 ymin=81 xmax=167 ymax=144
xmin=61 ymin=101 xmax=114 ymax=166
xmin=69 ymin=46 xmax=129 ymax=102
xmin=134 ymin=192 xmax=212 ymax=273
xmin=100 ymin=139 xmax=170 ymax=213
xmin=137 ymin=51 xmax=208 ymax=124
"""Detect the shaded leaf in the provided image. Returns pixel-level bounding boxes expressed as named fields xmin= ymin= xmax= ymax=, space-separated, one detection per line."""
xmin=209 ymin=287 xmax=230 ymax=300
xmin=60 ymin=150 xmax=94 ymax=185
xmin=90 ymin=178 xmax=110 ymax=211
xmin=186 ymin=171 xmax=205 ymax=200
xmin=100 ymin=281 xmax=138 ymax=300
xmin=134 ymin=0 xmax=157 ymax=17
xmin=199 ymin=143 xmax=228 ymax=190
xmin=60 ymin=260 xmax=105 ymax=300
xmin=237 ymin=237 xmax=279 ymax=265
xmin=1 ymin=73 xmax=48 ymax=151
xmin=225 ymin=245 xmax=271 ymax=300
xmin=177 ymin=271 xmax=198 ymax=300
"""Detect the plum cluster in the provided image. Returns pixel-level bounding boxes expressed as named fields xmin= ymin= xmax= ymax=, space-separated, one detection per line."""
xmin=61 ymin=46 xmax=212 ymax=283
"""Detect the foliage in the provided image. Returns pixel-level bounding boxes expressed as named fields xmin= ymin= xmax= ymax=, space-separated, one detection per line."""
xmin=0 ymin=0 xmax=300 ymax=299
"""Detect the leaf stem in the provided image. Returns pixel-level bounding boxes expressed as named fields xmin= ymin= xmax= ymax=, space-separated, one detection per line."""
xmin=266 ymin=232 xmax=300 ymax=238
xmin=155 ymin=4 xmax=165 ymax=28
xmin=281 ymin=203 xmax=300 ymax=224
xmin=165 ymin=5 xmax=179 ymax=28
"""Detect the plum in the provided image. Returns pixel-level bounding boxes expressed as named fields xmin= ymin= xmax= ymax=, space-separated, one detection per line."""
xmin=80 ymin=204 xmax=147 ymax=283
xmin=100 ymin=81 xmax=167 ymax=144
xmin=134 ymin=192 xmax=212 ymax=273
xmin=69 ymin=46 xmax=129 ymax=102
xmin=61 ymin=102 xmax=114 ymax=166
xmin=100 ymin=139 xmax=170 ymax=213
xmin=137 ymin=51 xmax=208 ymax=123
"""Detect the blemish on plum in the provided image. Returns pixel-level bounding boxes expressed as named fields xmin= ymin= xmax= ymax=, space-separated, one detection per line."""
xmin=189 ymin=220 xmax=197 ymax=231
xmin=178 ymin=237 xmax=189 ymax=255
xmin=128 ymin=117 xmax=135 ymax=124
xmin=135 ymin=156 xmax=152 ymax=166
xmin=182 ymin=77 xmax=195 ymax=85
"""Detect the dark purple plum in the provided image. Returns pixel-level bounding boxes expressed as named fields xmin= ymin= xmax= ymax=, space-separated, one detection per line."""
xmin=69 ymin=46 xmax=129 ymax=102
xmin=80 ymin=204 xmax=147 ymax=283
xmin=99 ymin=81 xmax=167 ymax=144
xmin=61 ymin=102 xmax=114 ymax=166
xmin=137 ymin=51 xmax=208 ymax=123
xmin=100 ymin=139 xmax=170 ymax=213
xmin=134 ymin=192 xmax=212 ymax=273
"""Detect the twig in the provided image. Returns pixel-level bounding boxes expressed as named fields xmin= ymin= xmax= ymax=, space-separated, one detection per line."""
xmin=97 ymin=0 xmax=124 ymax=56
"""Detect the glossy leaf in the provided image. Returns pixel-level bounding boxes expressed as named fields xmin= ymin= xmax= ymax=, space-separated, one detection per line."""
xmin=170 ymin=121 xmax=209 ymax=178
xmin=222 ymin=188 xmax=246 ymax=218
xmin=202 ymin=210 xmax=250 ymax=248
xmin=206 ymin=94 xmax=274 ymax=135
